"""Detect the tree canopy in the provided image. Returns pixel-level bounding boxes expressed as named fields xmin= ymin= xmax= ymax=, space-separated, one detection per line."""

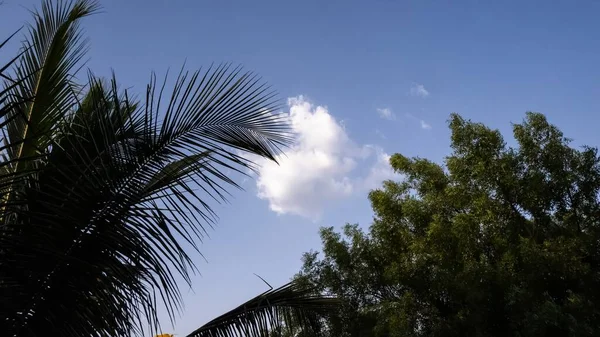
xmin=298 ymin=112 xmax=600 ymax=337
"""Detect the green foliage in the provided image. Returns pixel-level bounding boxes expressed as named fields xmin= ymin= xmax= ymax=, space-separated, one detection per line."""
xmin=298 ymin=112 xmax=600 ymax=337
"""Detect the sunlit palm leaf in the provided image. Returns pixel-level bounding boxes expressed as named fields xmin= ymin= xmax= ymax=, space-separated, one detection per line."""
xmin=186 ymin=281 xmax=338 ymax=337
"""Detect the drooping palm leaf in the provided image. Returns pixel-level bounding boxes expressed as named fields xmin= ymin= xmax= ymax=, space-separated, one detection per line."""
xmin=0 ymin=1 xmax=296 ymax=336
xmin=186 ymin=281 xmax=338 ymax=337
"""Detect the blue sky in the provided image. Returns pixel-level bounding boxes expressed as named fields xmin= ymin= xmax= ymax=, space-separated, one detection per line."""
xmin=2 ymin=0 xmax=600 ymax=335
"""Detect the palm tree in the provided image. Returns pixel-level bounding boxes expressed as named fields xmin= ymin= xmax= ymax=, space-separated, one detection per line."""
xmin=0 ymin=1 xmax=336 ymax=336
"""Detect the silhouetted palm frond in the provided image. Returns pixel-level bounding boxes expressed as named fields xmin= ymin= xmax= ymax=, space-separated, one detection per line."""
xmin=0 ymin=1 xmax=301 ymax=336
xmin=187 ymin=281 xmax=337 ymax=337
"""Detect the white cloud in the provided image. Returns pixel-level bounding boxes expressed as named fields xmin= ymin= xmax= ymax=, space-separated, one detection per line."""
xmin=375 ymin=129 xmax=386 ymax=139
xmin=404 ymin=113 xmax=432 ymax=131
xmin=377 ymin=107 xmax=395 ymax=120
xmin=249 ymin=96 xmax=398 ymax=220
xmin=409 ymin=83 xmax=430 ymax=98
xmin=362 ymin=150 xmax=397 ymax=191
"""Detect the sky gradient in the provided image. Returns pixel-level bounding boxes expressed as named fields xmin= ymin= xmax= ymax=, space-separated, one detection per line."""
xmin=2 ymin=0 xmax=600 ymax=335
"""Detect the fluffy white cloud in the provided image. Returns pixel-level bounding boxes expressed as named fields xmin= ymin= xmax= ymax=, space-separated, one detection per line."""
xmin=250 ymin=96 xmax=398 ymax=220
xmin=377 ymin=107 xmax=395 ymax=120
xmin=409 ymin=83 xmax=430 ymax=98
xmin=420 ymin=120 xmax=432 ymax=130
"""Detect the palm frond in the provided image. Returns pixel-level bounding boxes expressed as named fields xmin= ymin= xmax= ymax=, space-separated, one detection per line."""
xmin=4 ymin=0 xmax=98 ymax=170
xmin=0 ymin=28 xmax=31 ymax=146
xmin=1 ymin=2 xmax=298 ymax=337
xmin=1 ymin=65 xmax=292 ymax=337
xmin=186 ymin=281 xmax=338 ymax=337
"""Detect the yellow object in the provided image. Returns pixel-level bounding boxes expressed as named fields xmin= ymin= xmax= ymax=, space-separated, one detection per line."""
xmin=155 ymin=334 xmax=174 ymax=337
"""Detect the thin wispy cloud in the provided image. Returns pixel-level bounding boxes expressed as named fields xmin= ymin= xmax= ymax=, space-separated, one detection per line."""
xmin=409 ymin=83 xmax=430 ymax=98
xmin=405 ymin=113 xmax=432 ymax=131
xmin=375 ymin=129 xmax=387 ymax=139
xmin=377 ymin=107 xmax=395 ymax=120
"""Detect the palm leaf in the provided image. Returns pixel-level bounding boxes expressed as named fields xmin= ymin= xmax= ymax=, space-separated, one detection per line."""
xmin=0 ymin=1 xmax=301 ymax=337
xmin=0 ymin=47 xmax=292 ymax=337
xmin=186 ymin=281 xmax=338 ymax=337
xmin=2 ymin=0 xmax=98 ymax=189
xmin=0 ymin=29 xmax=35 ymax=193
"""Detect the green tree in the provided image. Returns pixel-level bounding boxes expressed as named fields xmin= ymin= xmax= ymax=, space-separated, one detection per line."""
xmin=0 ymin=1 xmax=336 ymax=336
xmin=298 ymin=112 xmax=600 ymax=337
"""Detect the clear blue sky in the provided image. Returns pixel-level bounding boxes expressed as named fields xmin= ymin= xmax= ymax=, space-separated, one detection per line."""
xmin=2 ymin=0 xmax=600 ymax=335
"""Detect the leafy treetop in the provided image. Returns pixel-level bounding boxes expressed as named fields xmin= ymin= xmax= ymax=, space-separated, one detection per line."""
xmin=298 ymin=112 xmax=600 ymax=337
